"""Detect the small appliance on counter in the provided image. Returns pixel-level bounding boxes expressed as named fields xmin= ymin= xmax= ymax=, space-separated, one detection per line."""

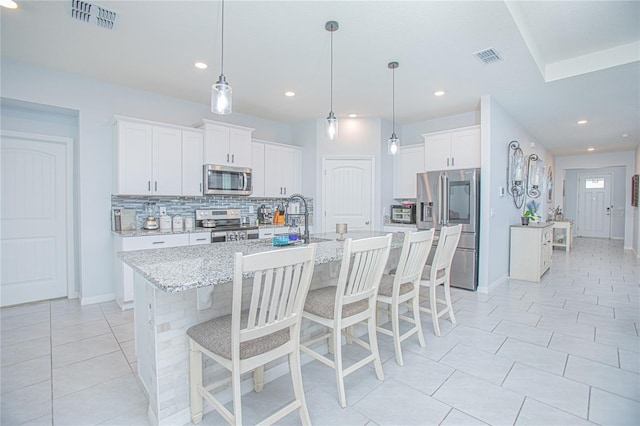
xmin=258 ymin=204 xmax=273 ymax=224
xmin=390 ymin=204 xmax=416 ymax=224
xmin=143 ymin=202 xmax=159 ymax=230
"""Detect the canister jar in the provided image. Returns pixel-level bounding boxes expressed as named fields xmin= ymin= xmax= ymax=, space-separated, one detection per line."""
xmin=172 ymin=215 xmax=184 ymax=231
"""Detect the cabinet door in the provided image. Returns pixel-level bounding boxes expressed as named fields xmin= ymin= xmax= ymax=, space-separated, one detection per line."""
xmin=182 ymin=130 xmax=204 ymax=196
xmin=424 ymin=133 xmax=451 ymax=171
xmin=264 ymin=144 xmax=284 ymax=197
xmin=250 ymin=142 xmax=265 ymax=197
xmin=116 ymin=121 xmax=153 ymax=195
xmin=280 ymin=147 xmax=301 ymax=196
xmin=229 ymin=128 xmax=252 ymax=167
xmin=152 ymin=126 xmax=182 ymax=195
xmin=203 ymin=123 xmax=230 ymax=165
xmin=393 ymin=145 xmax=425 ymax=198
xmin=450 ymin=127 xmax=480 ymax=169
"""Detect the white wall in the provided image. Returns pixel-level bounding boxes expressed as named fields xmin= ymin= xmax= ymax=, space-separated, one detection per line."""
xmin=1 ymin=59 xmax=295 ymax=303
xmin=313 ymin=117 xmax=384 ymax=232
xmin=635 ymin=147 xmax=640 ymax=256
xmin=555 ymin=151 xmax=635 ymax=249
xmin=478 ymin=96 xmax=552 ymax=293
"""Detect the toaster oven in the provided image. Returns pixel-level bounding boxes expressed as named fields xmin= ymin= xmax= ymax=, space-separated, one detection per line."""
xmin=390 ymin=204 xmax=416 ymax=224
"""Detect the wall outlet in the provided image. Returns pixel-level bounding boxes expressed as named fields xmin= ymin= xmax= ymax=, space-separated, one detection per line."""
xmin=159 ymin=206 xmax=167 ymax=216
xmin=248 ymin=205 xmax=254 ymax=213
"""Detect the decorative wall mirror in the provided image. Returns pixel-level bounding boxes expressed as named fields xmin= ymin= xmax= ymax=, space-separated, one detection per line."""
xmin=547 ymin=166 xmax=553 ymax=203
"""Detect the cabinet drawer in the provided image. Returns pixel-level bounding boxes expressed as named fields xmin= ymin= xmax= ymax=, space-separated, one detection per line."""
xmin=189 ymin=232 xmax=211 ymax=245
xmin=121 ymin=234 xmax=189 ymax=250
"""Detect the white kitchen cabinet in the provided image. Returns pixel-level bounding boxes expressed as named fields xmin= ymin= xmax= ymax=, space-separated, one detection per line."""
xmin=182 ymin=130 xmax=204 ymax=196
xmin=200 ymin=120 xmax=254 ymax=167
xmin=250 ymin=142 xmax=266 ymax=197
xmin=189 ymin=232 xmax=211 ymax=245
xmin=251 ymin=140 xmax=302 ymax=198
xmin=393 ymin=144 xmax=425 ymax=199
xmin=258 ymin=227 xmax=289 ymax=239
xmin=114 ymin=116 xmax=202 ymax=196
xmin=114 ymin=233 xmax=190 ymax=309
xmin=423 ymin=126 xmax=480 ymax=171
xmin=509 ymin=223 xmax=553 ymax=282
xmin=264 ymin=143 xmax=301 ymax=197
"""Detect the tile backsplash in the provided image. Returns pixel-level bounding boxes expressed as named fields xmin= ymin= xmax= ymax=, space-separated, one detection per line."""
xmin=111 ymin=195 xmax=314 ymax=228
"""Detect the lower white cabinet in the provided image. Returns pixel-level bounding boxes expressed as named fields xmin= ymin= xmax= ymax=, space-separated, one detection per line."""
xmin=509 ymin=223 xmax=553 ymax=282
xmin=258 ymin=227 xmax=289 ymax=239
xmin=114 ymin=233 xmax=195 ymax=309
xmin=189 ymin=232 xmax=211 ymax=245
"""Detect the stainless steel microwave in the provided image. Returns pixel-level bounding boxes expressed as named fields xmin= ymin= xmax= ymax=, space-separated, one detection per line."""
xmin=203 ymin=164 xmax=252 ymax=196
xmin=390 ymin=204 xmax=416 ymax=224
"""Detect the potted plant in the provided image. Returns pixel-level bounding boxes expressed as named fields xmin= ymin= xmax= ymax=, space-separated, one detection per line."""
xmin=522 ymin=200 xmax=541 ymax=225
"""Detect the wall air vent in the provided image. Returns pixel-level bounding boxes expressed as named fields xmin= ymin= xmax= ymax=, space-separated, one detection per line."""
xmin=474 ymin=48 xmax=503 ymax=64
xmin=70 ymin=0 xmax=116 ymax=30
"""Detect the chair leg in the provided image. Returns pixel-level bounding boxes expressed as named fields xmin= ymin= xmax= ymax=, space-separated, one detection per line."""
xmin=368 ymin=314 xmax=385 ymax=381
xmin=189 ymin=341 xmax=204 ymax=424
xmin=328 ymin=329 xmax=335 ymax=354
xmin=412 ymin=293 xmax=426 ymax=348
xmin=346 ymin=325 xmax=354 ymax=344
xmin=231 ymin=363 xmax=243 ymax=425
xmin=444 ymin=281 xmax=457 ymax=325
xmin=333 ymin=327 xmax=347 ymax=408
xmin=430 ymin=284 xmax=441 ymax=336
xmin=289 ymin=351 xmax=311 ymax=425
xmin=391 ymin=300 xmax=403 ymax=366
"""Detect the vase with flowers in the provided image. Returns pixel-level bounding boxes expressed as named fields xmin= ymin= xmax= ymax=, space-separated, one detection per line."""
xmin=522 ymin=200 xmax=541 ymax=225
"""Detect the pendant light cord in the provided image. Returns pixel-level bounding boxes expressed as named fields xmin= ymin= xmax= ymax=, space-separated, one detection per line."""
xmin=392 ymin=65 xmax=395 ymax=133
xmin=330 ymin=29 xmax=333 ymax=112
xmin=220 ymin=0 xmax=225 ymax=76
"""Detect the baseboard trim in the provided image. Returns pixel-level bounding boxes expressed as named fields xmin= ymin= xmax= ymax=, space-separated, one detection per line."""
xmin=79 ymin=293 xmax=115 ymax=305
xmin=477 ymin=274 xmax=508 ymax=294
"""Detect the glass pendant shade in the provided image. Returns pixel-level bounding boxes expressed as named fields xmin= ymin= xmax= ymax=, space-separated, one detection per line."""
xmin=326 ymin=111 xmax=338 ymax=140
xmin=211 ymin=74 xmax=232 ymax=114
xmin=388 ymin=133 xmax=399 ymax=155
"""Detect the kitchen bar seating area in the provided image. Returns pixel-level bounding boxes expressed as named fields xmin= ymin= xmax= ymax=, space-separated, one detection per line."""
xmin=1 ymin=236 xmax=638 ymax=425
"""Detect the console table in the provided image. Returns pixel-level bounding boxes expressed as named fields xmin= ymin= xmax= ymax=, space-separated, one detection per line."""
xmin=550 ymin=220 xmax=573 ymax=252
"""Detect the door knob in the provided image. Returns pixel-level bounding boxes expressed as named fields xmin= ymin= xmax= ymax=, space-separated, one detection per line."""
xmin=365 ymin=221 xmax=370 ymax=225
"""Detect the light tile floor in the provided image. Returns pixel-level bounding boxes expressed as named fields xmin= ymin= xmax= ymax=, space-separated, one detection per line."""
xmin=1 ymin=238 xmax=639 ymax=425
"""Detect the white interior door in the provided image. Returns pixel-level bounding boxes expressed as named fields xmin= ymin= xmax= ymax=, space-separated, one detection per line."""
xmin=323 ymin=158 xmax=374 ymax=232
xmin=1 ymin=132 xmax=70 ymax=306
xmin=576 ymin=172 xmax=612 ymax=238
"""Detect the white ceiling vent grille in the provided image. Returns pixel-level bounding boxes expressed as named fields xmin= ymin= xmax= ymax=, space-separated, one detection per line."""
xmin=474 ymin=48 xmax=503 ymax=64
xmin=70 ymin=0 xmax=116 ymax=30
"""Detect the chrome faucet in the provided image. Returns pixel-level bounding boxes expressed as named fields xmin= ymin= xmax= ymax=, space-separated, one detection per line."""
xmin=285 ymin=193 xmax=310 ymax=244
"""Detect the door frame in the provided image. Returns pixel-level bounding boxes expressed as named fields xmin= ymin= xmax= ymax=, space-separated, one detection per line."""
xmin=576 ymin=171 xmax=613 ymax=238
xmin=1 ymin=130 xmax=76 ymax=300
xmin=321 ymin=156 xmax=376 ymax=233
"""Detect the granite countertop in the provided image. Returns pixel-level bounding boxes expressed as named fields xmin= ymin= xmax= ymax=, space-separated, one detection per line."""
xmin=511 ymin=222 xmax=553 ymax=228
xmin=118 ymin=231 xmax=403 ymax=293
xmin=113 ymin=223 xmax=305 ymax=237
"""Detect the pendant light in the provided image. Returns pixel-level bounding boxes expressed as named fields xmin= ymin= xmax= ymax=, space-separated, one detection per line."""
xmin=325 ymin=20 xmax=339 ymax=140
xmin=211 ymin=0 xmax=232 ymax=114
xmin=388 ymin=61 xmax=399 ymax=155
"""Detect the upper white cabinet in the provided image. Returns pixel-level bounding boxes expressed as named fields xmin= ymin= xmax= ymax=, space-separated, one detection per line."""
xmin=114 ymin=116 xmax=204 ymax=196
xmin=200 ymin=120 xmax=254 ymax=167
xmin=251 ymin=140 xmax=302 ymax=198
xmin=181 ymin=130 xmax=204 ymax=196
xmin=393 ymin=144 xmax=425 ymax=199
xmin=423 ymin=126 xmax=480 ymax=171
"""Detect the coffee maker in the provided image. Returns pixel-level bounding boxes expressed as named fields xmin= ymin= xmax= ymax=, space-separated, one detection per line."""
xmin=257 ymin=204 xmax=273 ymax=224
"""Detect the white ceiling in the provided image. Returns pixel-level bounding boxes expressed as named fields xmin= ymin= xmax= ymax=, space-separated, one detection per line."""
xmin=1 ymin=0 xmax=639 ymax=156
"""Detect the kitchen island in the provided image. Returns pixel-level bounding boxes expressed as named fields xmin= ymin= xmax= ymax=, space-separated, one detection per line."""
xmin=119 ymin=231 xmax=403 ymax=425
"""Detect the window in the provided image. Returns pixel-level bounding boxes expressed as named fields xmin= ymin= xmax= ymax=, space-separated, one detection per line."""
xmin=585 ymin=178 xmax=605 ymax=189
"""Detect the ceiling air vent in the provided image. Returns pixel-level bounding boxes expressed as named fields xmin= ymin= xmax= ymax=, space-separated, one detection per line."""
xmin=70 ymin=0 xmax=116 ymax=30
xmin=474 ymin=48 xmax=503 ymax=65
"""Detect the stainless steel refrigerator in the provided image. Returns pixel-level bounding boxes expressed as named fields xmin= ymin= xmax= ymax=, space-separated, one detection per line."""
xmin=417 ymin=168 xmax=480 ymax=290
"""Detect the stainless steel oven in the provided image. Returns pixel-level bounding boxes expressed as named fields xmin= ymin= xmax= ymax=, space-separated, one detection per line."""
xmin=203 ymin=164 xmax=252 ymax=196
xmin=196 ymin=209 xmax=258 ymax=243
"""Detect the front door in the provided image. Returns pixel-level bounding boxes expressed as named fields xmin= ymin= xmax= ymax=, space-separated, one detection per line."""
xmin=576 ymin=172 xmax=612 ymax=238
xmin=1 ymin=132 xmax=70 ymax=306
xmin=323 ymin=158 xmax=374 ymax=233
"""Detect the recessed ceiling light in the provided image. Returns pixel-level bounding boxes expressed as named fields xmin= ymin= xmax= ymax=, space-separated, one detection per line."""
xmin=587 ymin=147 xmax=595 ymax=151
xmin=577 ymin=120 xmax=588 ymax=125
xmin=348 ymin=113 xmax=358 ymax=118
xmin=284 ymin=91 xmax=295 ymax=97
xmin=621 ymin=133 xmax=629 ymax=138
xmin=194 ymin=62 xmax=208 ymax=69
xmin=434 ymin=90 xmax=446 ymax=96
xmin=0 ymin=0 xmax=18 ymax=9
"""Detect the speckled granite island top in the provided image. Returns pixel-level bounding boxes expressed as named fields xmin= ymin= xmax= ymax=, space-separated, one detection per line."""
xmin=118 ymin=231 xmax=404 ymax=293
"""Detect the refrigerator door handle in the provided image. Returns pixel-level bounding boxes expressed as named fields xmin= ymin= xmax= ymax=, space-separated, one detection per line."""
xmin=438 ymin=173 xmax=444 ymax=225
xmin=442 ymin=172 xmax=449 ymax=225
